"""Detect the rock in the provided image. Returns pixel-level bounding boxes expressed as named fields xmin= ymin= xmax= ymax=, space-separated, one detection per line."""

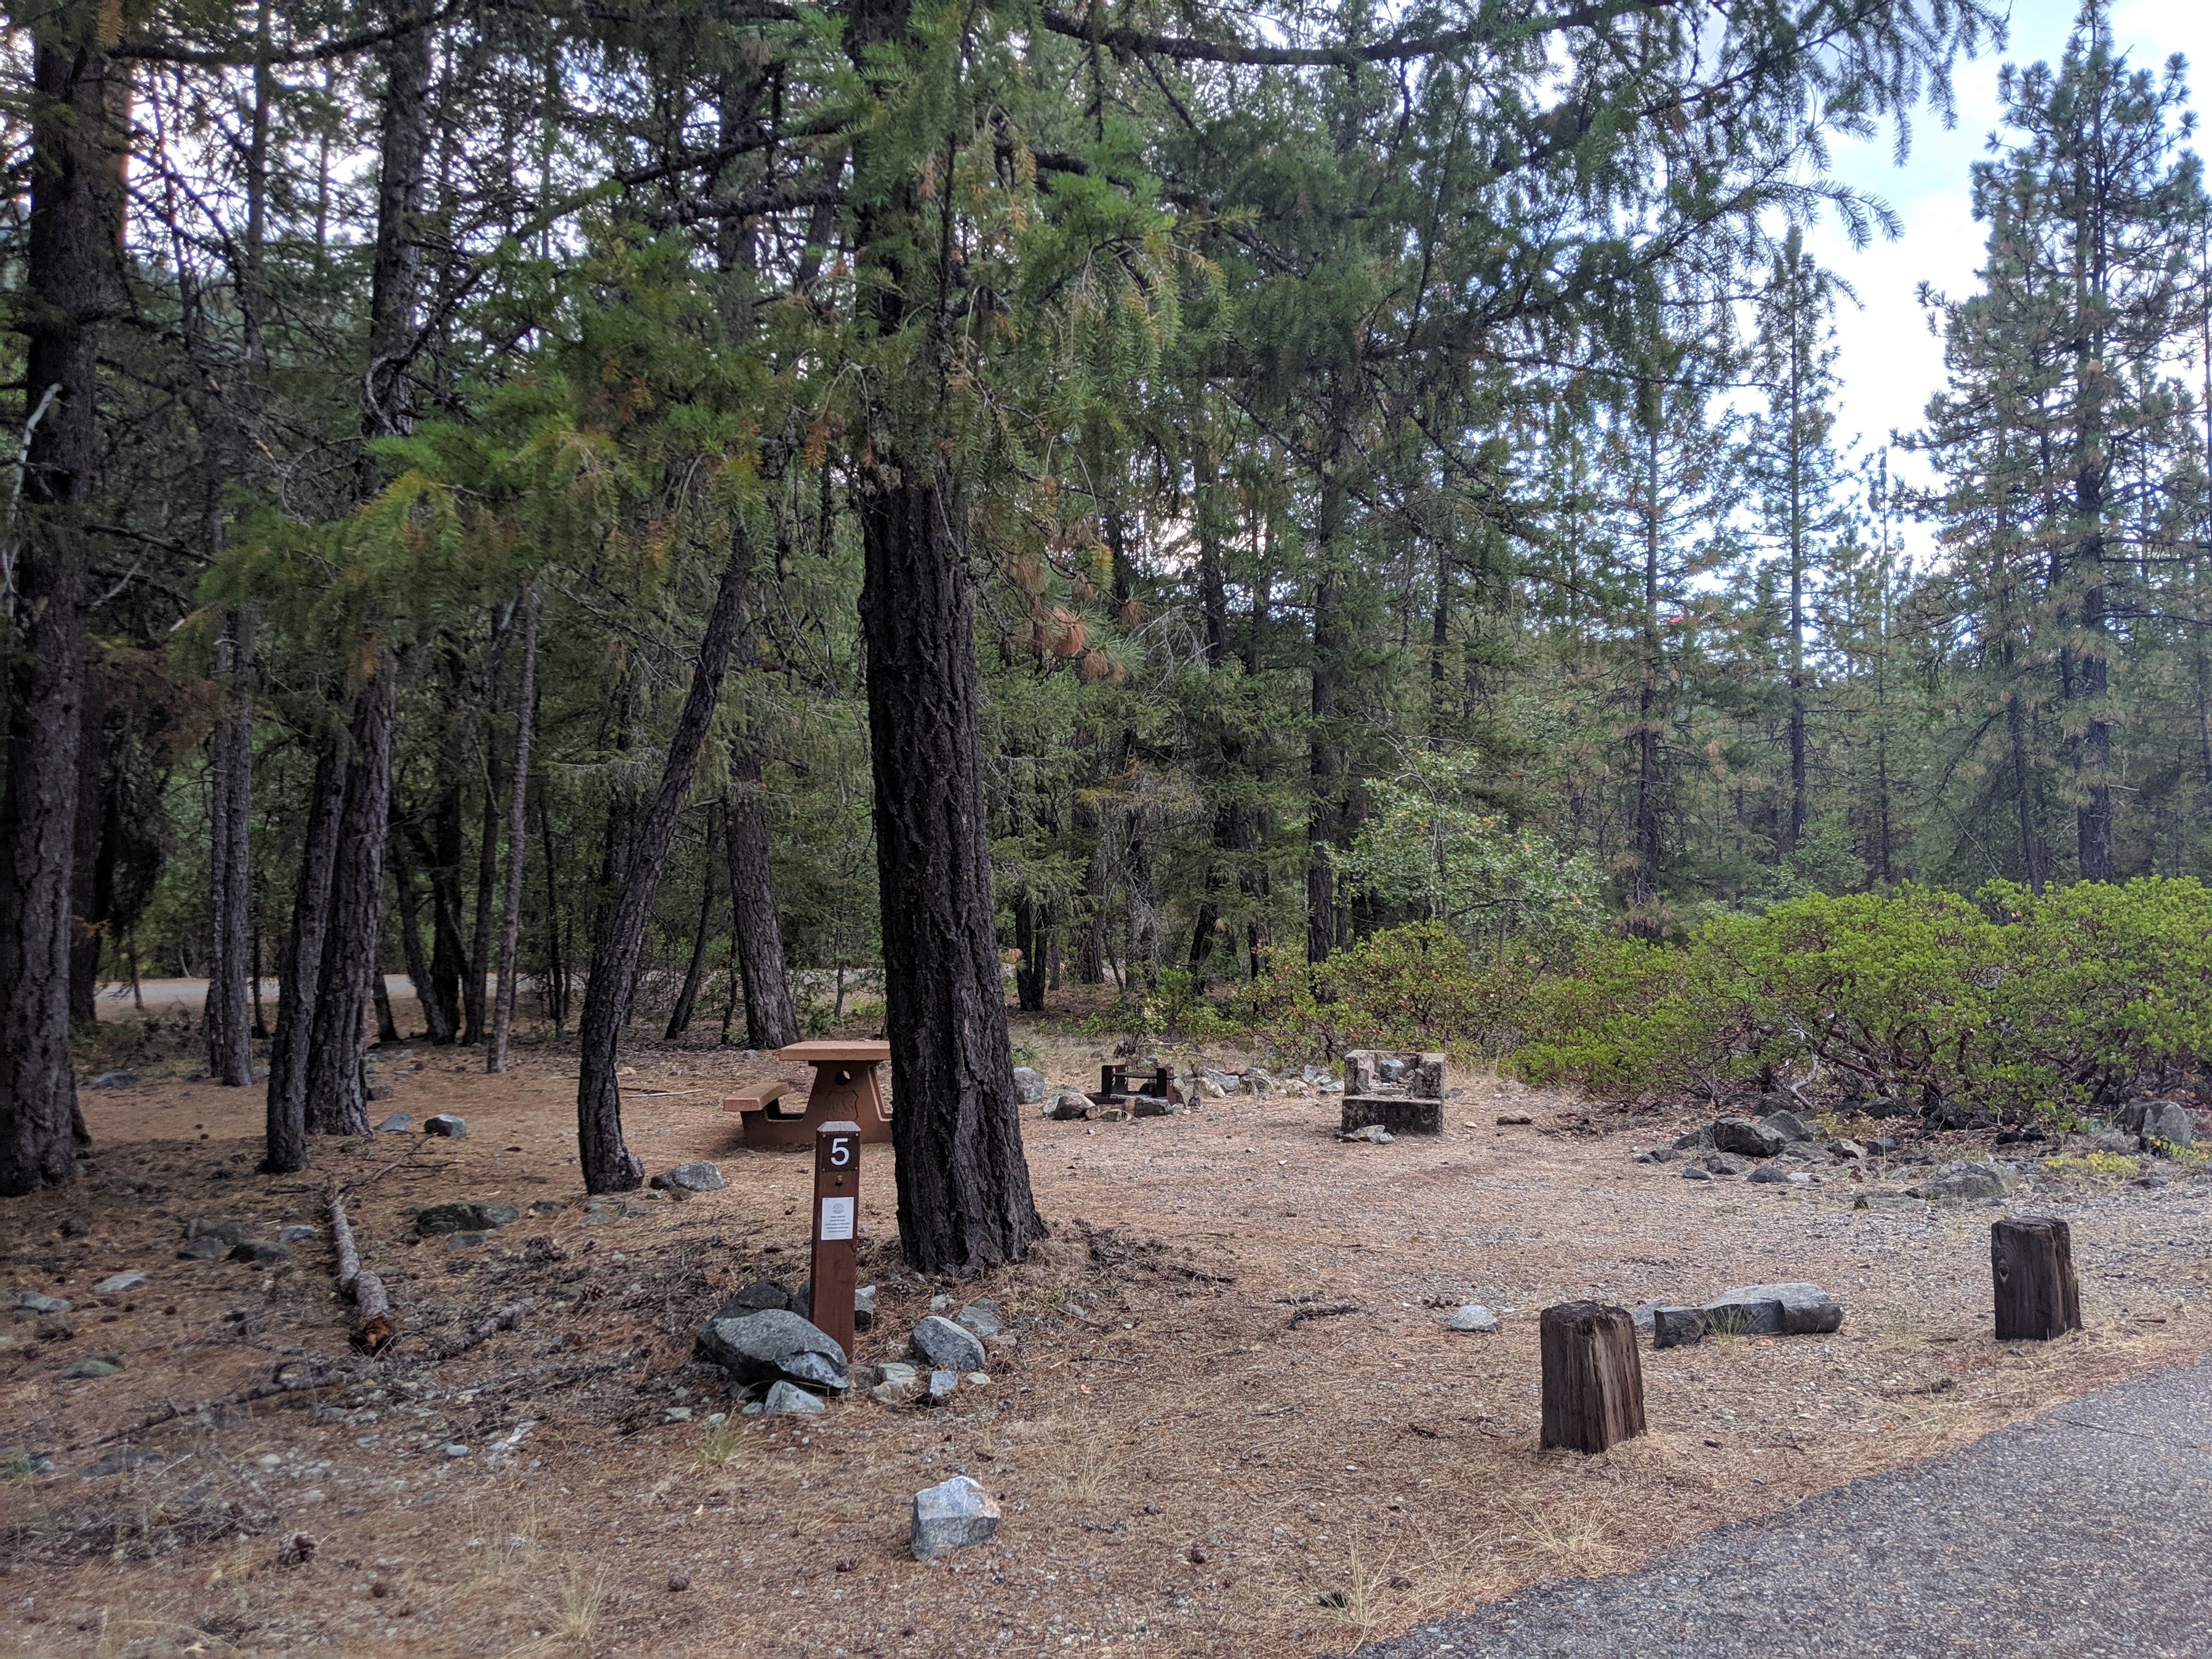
xmin=694 ymin=1308 xmax=851 ymax=1393
xmin=446 ymin=1232 xmax=486 ymax=1251
xmin=1907 ymin=1161 xmax=2015 ymax=1201
xmin=1673 ymin=1125 xmax=1716 ymax=1152
xmin=2117 ymin=1098 xmax=2195 ymax=1151
xmin=1652 ymin=1306 xmax=1707 ymax=1349
xmin=414 ymin=1201 xmax=520 ymax=1236
xmin=1680 ymin=1165 xmax=1713 ymax=1181
xmin=1760 ymin=1109 xmax=1815 ymax=1143
xmin=177 ymin=1237 xmax=225 ymax=1261
xmin=872 ymin=1381 xmax=917 ymax=1406
xmin=1317 ymin=1080 xmax=1344 ymax=1094
xmin=911 ymin=1314 xmax=986 ymax=1373
xmin=81 ymin=1448 xmax=162 ymax=1479
xmin=763 ymin=1380 xmax=826 ymax=1415
xmin=1704 ymin=1152 xmax=1752 ymax=1176
xmin=1301 ymin=1063 xmax=1330 ymax=1085
xmin=1747 ymin=1165 xmax=1795 ymax=1185
xmin=1853 ymin=1192 xmax=1927 ymax=1212
xmin=1131 ymin=1096 xmax=1173 ymax=1119
xmin=927 ymin=1369 xmax=961 ymax=1403
xmin=715 ymin=1280 xmax=802 ymax=1319
xmin=652 ymin=1160 xmax=726 ymax=1197
xmin=929 ymin=1294 xmax=955 ymax=1312
xmin=183 ymin=1217 xmax=253 ymax=1246
xmin=422 ymin=1114 xmax=468 ymax=1138
xmin=1866 ymin=1136 xmax=1900 ymax=1155
xmin=1647 ymin=1146 xmax=1679 ymax=1163
xmin=911 ymin=1475 xmax=1001 ymax=1559
xmin=668 ymin=1568 xmax=692 ymax=1593
xmin=855 ymin=1285 xmax=877 ymax=1331
xmin=1183 ymin=1073 xmax=1227 ymax=1101
xmin=953 ymin=1304 xmax=1001 ymax=1341
xmin=229 ymin=1240 xmax=291 ymax=1264
xmin=1830 ymin=1139 xmax=1867 ymax=1160
xmin=1710 ymin=1117 xmax=1785 ymax=1158
xmin=1629 ymin=1302 xmax=1657 ymax=1332
xmin=1445 ymin=1305 xmax=1499 ymax=1334
xmin=1012 ymin=1067 xmax=1047 ymax=1105
xmin=1339 ymin=1124 xmax=1395 ymax=1144
xmin=1042 ymin=1090 xmax=1092 ymax=1121
xmin=1097 ymin=1107 xmax=1130 ymax=1124
xmin=1376 ymin=1056 xmax=1407 ymax=1084
xmin=63 ymin=1355 xmax=124 ymax=1378
xmin=875 ymin=1361 xmax=919 ymax=1387
xmin=1701 ymin=1282 xmax=1843 ymax=1337
xmin=374 ymin=1113 xmax=412 ymax=1133
xmin=87 ymin=1070 xmax=136 ymax=1090
xmin=277 ymin=1224 xmax=317 ymax=1244
xmin=92 ymin=1272 xmax=144 ymax=1295
xmin=1243 ymin=1068 xmax=1277 ymax=1097
xmin=366 ymin=1085 xmax=396 ymax=1102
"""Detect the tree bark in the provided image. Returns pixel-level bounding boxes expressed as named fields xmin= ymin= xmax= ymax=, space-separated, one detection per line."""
xmin=390 ymin=828 xmax=446 ymax=1041
xmin=724 ymin=758 xmax=800 ymax=1049
xmin=665 ymin=822 xmax=719 ymax=1040
xmin=1 ymin=21 xmax=121 ymax=1195
xmin=426 ymin=769 xmax=467 ymax=1042
xmin=266 ymin=737 xmax=344 ymax=1173
xmin=465 ymin=715 xmax=498 ymax=1044
xmin=205 ymin=616 xmax=256 ymax=1084
xmin=576 ymin=527 xmax=757 ymax=1191
xmin=67 ymin=657 xmax=108 ymax=1024
xmin=304 ymin=665 xmax=397 ymax=1137
xmin=1539 ymin=1301 xmax=1646 ymax=1454
xmin=488 ymin=584 xmax=538 ymax=1073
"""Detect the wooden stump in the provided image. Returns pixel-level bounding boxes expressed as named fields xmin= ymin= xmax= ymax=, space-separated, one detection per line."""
xmin=1539 ymin=1301 xmax=1646 ymax=1454
xmin=1992 ymin=1216 xmax=2081 ymax=1341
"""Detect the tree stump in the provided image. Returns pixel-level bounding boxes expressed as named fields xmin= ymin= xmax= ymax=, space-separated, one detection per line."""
xmin=1991 ymin=1216 xmax=2081 ymax=1341
xmin=1539 ymin=1301 xmax=1646 ymax=1454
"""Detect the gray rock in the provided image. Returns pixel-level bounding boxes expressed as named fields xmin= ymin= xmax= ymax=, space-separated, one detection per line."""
xmin=1673 ymin=1126 xmax=1716 ymax=1152
xmin=92 ymin=1272 xmax=144 ymax=1295
xmin=87 ymin=1070 xmax=136 ymax=1090
xmin=1630 ymin=1302 xmax=1657 ymax=1332
xmin=16 ymin=1291 xmax=69 ymax=1314
xmin=1446 ymin=1305 xmax=1499 ymax=1334
xmin=763 ymin=1380 xmax=826 ymax=1415
xmin=1339 ymin=1124 xmax=1395 ymax=1144
xmin=81 ymin=1448 xmax=162 ymax=1479
xmin=373 ymin=1113 xmax=412 ymax=1133
xmin=229 ymin=1240 xmax=291 ymax=1265
xmin=177 ymin=1237 xmax=224 ymax=1261
xmin=1242 ymin=1068 xmax=1277 ymax=1097
xmin=1747 ymin=1165 xmax=1792 ymax=1184
xmin=855 ymin=1284 xmax=877 ymax=1331
xmin=183 ymin=1217 xmax=252 ymax=1245
xmin=1908 ymin=1161 xmax=2015 ymax=1202
xmin=422 ymin=1114 xmax=468 ymax=1138
xmin=1318 ymin=1080 xmax=1345 ymax=1094
xmin=871 ymin=1380 xmax=918 ymax=1406
xmin=1131 ymin=1095 xmax=1173 ymax=1118
xmin=415 ymin=1200 xmax=519 ymax=1236
xmin=953 ymin=1304 xmax=1001 ymax=1340
xmin=1931 ymin=1100 xmax=1997 ymax=1131
xmin=1012 ymin=1067 xmax=1047 ymax=1105
xmin=445 ymin=1232 xmax=486 ymax=1251
xmin=695 ymin=1308 xmax=851 ymax=1393
xmin=1854 ymin=1192 xmax=1928 ymax=1212
xmin=1043 ymin=1090 xmax=1093 ymax=1120
xmin=912 ymin=1475 xmax=1001 ymax=1559
xmin=875 ymin=1362 xmax=919 ymax=1387
xmin=927 ymin=1369 xmax=961 ymax=1402
xmin=1647 ymin=1146 xmax=1679 ymax=1163
xmin=716 ymin=1280 xmax=801 ymax=1319
xmin=652 ymin=1160 xmax=725 ymax=1197
xmin=1761 ymin=1109 xmax=1816 ymax=1143
xmin=2118 ymin=1098 xmax=2195 ymax=1152
xmin=1652 ymin=1306 xmax=1707 ymax=1349
xmin=277 ymin=1224 xmax=317 ymax=1244
xmin=1376 ymin=1056 xmax=1407 ymax=1084
xmin=1830 ymin=1139 xmax=1867 ymax=1160
xmin=1705 ymin=1152 xmax=1752 ymax=1176
xmin=1702 ymin=1282 xmax=1843 ymax=1337
xmin=911 ymin=1314 xmax=986 ymax=1373
xmin=1681 ymin=1164 xmax=1713 ymax=1181
xmin=1711 ymin=1117 xmax=1786 ymax=1158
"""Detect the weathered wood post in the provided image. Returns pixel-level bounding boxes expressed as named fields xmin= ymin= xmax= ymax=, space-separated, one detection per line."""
xmin=1539 ymin=1301 xmax=1646 ymax=1454
xmin=810 ymin=1120 xmax=861 ymax=1362
xmin=1992 ymin=1216 xmax=2081 ymax=1341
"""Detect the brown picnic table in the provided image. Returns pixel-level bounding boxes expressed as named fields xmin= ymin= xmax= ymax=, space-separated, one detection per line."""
xmin=722 ymin=1040 xmax=893 ymax=1149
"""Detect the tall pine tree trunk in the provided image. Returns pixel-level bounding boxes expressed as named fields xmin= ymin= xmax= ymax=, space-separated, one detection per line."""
xmin=1 ymin=21 xmax=119 ymax=1195
xmin=488 ymin=585 xmax=538 ymax=1073
xmin=304 ymin=665 xmax=397 ymax=1136
xmin=725 ymin=759 xmax=800 ymax=1049
xmin=577 ymin=527 xmax=755 ymax=1190
xmin=205 ymin=614 xmax=256 ymax=1084
xmin=266 ymin=737 xmax=343 ymax=1172
xmin=664 ymin=825 xmax=719 ymax=1041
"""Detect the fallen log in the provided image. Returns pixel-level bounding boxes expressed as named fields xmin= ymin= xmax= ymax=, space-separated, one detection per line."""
xmin=330 ymin=1192 xmax=395 ymax=1354
xmin=437 ymin=1298 xmax=534 ymax=1361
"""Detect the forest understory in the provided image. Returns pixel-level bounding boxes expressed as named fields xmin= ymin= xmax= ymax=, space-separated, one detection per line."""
xmin=5 ymin=992 xmax=2210 ymax=1659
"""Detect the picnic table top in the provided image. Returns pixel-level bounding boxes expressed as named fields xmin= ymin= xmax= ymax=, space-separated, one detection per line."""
xmin=777 ymin=1040 xmax=893 ymax=1065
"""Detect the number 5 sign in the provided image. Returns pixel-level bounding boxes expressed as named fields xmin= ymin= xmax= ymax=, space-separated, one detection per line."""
xmin=810 ymin=1120 xmax=862 ymax=1360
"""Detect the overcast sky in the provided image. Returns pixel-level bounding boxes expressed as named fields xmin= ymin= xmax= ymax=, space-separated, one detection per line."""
xmin=1805 ymin=0 xmax=2212 ymax=523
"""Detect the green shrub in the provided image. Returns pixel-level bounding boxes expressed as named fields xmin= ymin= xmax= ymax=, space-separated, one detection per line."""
xmin=1509 ymin=938 xmax=1696 ymax=1094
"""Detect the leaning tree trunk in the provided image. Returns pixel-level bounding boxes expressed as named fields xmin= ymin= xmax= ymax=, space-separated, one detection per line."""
xmin=1 ymin=21 xmax=120 ymax=1196
xmin=488 ymin=585 xmax=539 ymax=1073
xmin=205 ymin=613 xmax=256 ymax=1084
xmin=725 ymin=752 xmax=799 ymax=1049
xmin=304 ymin=665 xmax=397 ymax=1137
xmin=664 ymin=827 xmax=719 ymax=1041
xmin=575 ymin=527 xmax=757 ymax=1191
xmin=266 ymin=737 xmax=344 ymax=1173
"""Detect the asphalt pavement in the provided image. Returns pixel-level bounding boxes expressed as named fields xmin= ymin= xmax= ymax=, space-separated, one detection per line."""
xmin=1347 ymin=1350 xmax=2212 ymax=1658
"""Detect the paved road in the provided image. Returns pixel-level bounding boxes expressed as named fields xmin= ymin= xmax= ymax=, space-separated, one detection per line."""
xmin=1350 ymin=1352 xmax=2212 ymax=1658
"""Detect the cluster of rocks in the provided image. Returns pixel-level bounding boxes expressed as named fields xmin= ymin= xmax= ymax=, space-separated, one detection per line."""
xmin=1646 ymin=1106 xmax=1891 ymax=1186
xmin=2111 ymin=1097 xmax=2196 ymax=1152
xmin=176 ymin=1215 xmax=310 ymax=1263
xmin=693 ymin=1284 xmax=1005 ymax=1417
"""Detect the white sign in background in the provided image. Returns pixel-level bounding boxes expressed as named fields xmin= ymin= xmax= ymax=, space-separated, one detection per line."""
xmin=818 ymin=1195 xmax=855 ymax=1242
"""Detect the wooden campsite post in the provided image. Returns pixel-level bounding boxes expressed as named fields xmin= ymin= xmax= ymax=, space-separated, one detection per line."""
xmin=809 ymin=1120 xmax=861 ymax=1361
xmin=1992 ymin=1216 xmax=2081 ymax=1341
xmin=1539 ymin=1301 xmax=1646 ymax=1454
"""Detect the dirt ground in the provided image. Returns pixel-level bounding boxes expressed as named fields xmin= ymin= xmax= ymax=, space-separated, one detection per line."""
xmin=6 ymin=1000 xmax=2212 ymax=1659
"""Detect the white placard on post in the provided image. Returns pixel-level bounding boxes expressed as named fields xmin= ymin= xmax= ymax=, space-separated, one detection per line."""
xmin=818 ymin=1195 xmax=856 ymax=1241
